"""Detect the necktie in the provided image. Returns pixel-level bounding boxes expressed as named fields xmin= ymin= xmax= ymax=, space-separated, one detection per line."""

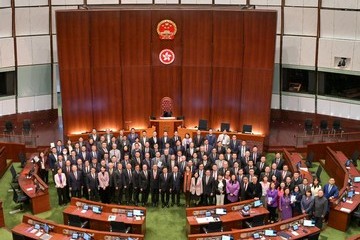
xmin=205 ymin=145 xmax=208 ymax=152
xmin=144 ymin=171 xmax=147 ymax=178
xmin=206 ymin=176 xmax=209 ymax=184
xmin=174 ymin=173 xmax=176 ymax=181
xmin=260 ymin=163 xmax=263 ymax=170
xmin=75 ymin=172 xmax=77 ymax=180
xmin=165 ymin=174 xmax=167 ymax=180
xmin=92 ymin=173 xmax=95 ymax=179
xmin=245 ymin=183 xmax=248 ymax=191
xmin=154 ymin=171 xmax=156 ymax=178
xmin=329 ymin=185 xmax=332 ymax=192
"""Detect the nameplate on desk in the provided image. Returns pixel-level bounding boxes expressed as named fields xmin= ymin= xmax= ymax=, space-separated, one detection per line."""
xmin=108 ymin=215 xmax=116 ymax=221
xmin=346 ymin=200 xmax=353 ymax=204
xmin=291 ymin=231 xmax=299 ymax=236
xmin=340 ymin=207 xmax=351 ymax=213
xmin=26 ymin=187 xmax=34 ymax=191
xmin=299 ymin=167 xmax=309 ymax=172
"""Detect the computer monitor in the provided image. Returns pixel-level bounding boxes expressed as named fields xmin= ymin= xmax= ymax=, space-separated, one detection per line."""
xmin=83 ymin=233 xmax=91 ymax=240
xmin=354 ymin=176 xmax=360 ymax=183
xmin=220 ymin=123 xmax=230 ymax=132
xmin=82 ymin=204 xmax=89 ymax=210
xmin=198 ymin=119 xmax=208 ymax=131
xmin=253 ymin=233 xmax=260 ymax=239
xmin=34 ymin=224 xmax=40 ymax=230
xmin=92 ymin=206 xmax=102 ymax=214
xmin=221 ymin=235 xmax=233 ymax=240
xmin=205 ymin=211 xmax=211 ymax=217
xmin=243 ymin=205 xmax=250 ymax=212
xmin=71 ymin=233 xmax=79 ymax=239
xmin=133 ymin=209 xmax=144 ymax=216
xmin=348 ymin=190 xmax=354 ymax=198
xmin=264 ymin=230 xmax=277 ymax=237
xmin=292 ymin=224 xmax=299 ymax=231
xmin=345 ymin=159 xmax=352 ymax=167
xmin=42 ymin=224 xmax=50 ymax=234
xmin=127 ymin=211 xmax=133 ymax=217
xmin=253 ymin=200 xmax=262 ymax=208
xmin=242 ymin=124 xmax=253 ymax=134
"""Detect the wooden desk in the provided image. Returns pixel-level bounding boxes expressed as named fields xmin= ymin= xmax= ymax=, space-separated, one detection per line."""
xmin=348 ymin=234 xmax=360 ymax=240
xmin=283 ymin=148 xmax=313 ymax=182
xmin=0 ymin=201 xmax=4 ymax=227
xmin=12 ymin=214 xmax=144 ymax=240
xmin=0 ymin=147 xmax=8 ymax=178
xmin=18 ymin=158 xmax=50 ymax=214
xmin=149 ymin=119 xmax=183 ymax=134
xmin=177 ymin=128 xmax=266 ymax=153
xmin=187 ymin=214 xmax=320 ymax=240
xmin=186 ymin=200 xmax=269 ymax=234
xmin=63 ymin=198 xmax=146 ymax=234
xmin=327 ymin=148 xmax=360 ymax=232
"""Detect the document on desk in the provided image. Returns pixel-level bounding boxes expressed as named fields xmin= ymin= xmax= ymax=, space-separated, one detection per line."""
xmin=215 ymin=208 xmax=226 ymax=215
xmin=108 ymin=215 xmax=116 ymax=221
xmin=291 ymin=231 xmax=299 ymax=236
xmin=26 ymin=187 xmax=34 ymax=191
xmin=35 ymin=231 xmax=43 ymax=237
xmin=299 ymin=167 xmax=309 ymax=172
xmin=346 ymin=200 xmax=353 ymax=204
xmin=196 ymin=217 xmax=214 ymax=224
xmin=340 ymin=207 xmax=351 ymax=213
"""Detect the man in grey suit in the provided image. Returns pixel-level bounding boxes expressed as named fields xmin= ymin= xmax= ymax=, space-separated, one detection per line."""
xmin=313 ymin=189 xmax=328 ymax=231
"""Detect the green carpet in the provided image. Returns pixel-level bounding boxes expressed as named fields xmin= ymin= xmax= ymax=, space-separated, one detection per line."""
xmin=1 ymin=156 xmax=360 ymax=239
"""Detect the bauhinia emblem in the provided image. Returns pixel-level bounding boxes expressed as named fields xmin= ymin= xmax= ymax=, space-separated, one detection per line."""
xmin=157 ymin=20 xmax=177 ymax=40
xmin=159 ymin=49 xmax=175 ymax=65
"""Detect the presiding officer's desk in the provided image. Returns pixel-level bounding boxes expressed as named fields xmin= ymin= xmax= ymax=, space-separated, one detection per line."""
xmin=63 ymin=198 xmax=146 ymax=234
xmin=12 ymin=214 xmax=144 ymax=240
xmin=326 ymin=147 xmax=360 ymax=232
xmin=18 ymin=158 xmax=51 ymax=214
xmin=186 ymin=200 xmax=269 ymax=234
xmin=187 ymin=214 xmax=320 ymax=240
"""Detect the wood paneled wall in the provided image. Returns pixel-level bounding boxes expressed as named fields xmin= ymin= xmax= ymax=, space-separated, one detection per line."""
xmin=56 ymin=7 xmax=277 ymax=136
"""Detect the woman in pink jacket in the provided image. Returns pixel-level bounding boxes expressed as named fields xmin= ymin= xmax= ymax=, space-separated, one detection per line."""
xmin=190 ymin=172 xmax=203 ymax=206
xmin=98 ymin=166 xmax=110 ymax=203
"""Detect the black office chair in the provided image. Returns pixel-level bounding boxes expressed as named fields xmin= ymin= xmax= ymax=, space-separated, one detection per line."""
xmin=352 ymin=205 xmax=360 ymax=226
xmin=110 ymin=221 xmax=131 ymax=233
xmin=22 ymin=119 xmax=32 ymax=135
xmin=9 ymin=184 xmax=28 ymax=214
xmin=305 ymin=152 xmax=314 ymax=168
xmin=304 ymin=119 xmax=314 ymax=136
xmin=12 ymin=232 xmax=26 ymax=240
xmin=68 ymin=214 xmax=89 ymax=228
xmin=202 ymin=221 xmax=223 ymax=233
xmin=244 ymin=215 xmax=265 ymax=228
xmin=4 ymin=121 xmax=14 ymax=135
xmin=318 ymin=120 xmax=329 ymax=135
xmin=351 ymin=150 xmax=359 ymax=167
xmin=332 ymin=119 xmax=343 ymax=137
xmin=18 ymin=152 xmax=26 ymax=168
xmin=10 ymin=165 xmax=19 ymax=183
xmin=311 ymin=165 xmax=322 ymax=181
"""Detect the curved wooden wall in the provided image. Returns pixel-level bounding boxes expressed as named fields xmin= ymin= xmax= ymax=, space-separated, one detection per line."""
xmin=56 ymin=7 xmax=277 ymax=136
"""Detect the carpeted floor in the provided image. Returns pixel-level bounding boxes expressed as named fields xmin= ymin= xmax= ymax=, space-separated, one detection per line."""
xmin=0 ymin=155 xmax=360 ymax=239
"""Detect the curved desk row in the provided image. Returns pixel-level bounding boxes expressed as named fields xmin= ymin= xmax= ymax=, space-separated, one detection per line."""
xmin=12 ymin=214 xmax=144 ymax=240
xmin=63 ymin=198 xmax=146 ymax=234
xmin=188 ymin=214 xmax=320 ymax=240
xmin=186 ymin=199 xmax=269 ymax=234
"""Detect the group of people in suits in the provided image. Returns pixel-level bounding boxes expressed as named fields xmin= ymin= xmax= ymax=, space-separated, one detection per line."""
xmin=42 ymin=128 xmax=340 ymax=227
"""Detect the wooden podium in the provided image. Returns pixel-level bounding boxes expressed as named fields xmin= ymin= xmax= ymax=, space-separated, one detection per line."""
xmin=149 ymin=118 xmax=183 ymax=134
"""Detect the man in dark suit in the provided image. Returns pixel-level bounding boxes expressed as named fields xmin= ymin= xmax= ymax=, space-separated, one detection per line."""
xmin=193 ymin=130 xmax=204 ymax=149
xmin=251 ymin=146 xmax=261 ymax=164
xmin=159 ymin=166 xmax=172 ymax=208
xmin=298 ymin=178 xmax=311 ymax=195
xmin=171 ymin=131 xmax=182 ymax=148
xmin=229 ymin=135 xmax=240 ymax=154
xmin=279 ymin=165 xmax=292 ymax=183
xmin=78 ymin=145 xmax=90 ymax=162
xmin=239 ymin=140 xmax=250 ymax=158
xmin=323 ymin=178 xmax=339 ymax=200
xmin=127 ymin=128 xmax=139 ymax=145
xmin=89 ymin=128 xmax=100 ymax=143
xmin=205 ymin=129 xmax=217 ymax=147
xmin=124 ymin=163 xmax=133 ymax=204
xmin=142 ymin=141 xmax=155 ymax=159
xmin=113 ymin=163 xmax=125 ymax=204
xmin=48 ymin=147 xmax=58 ymax=180
xmin=108 ymin=162 xmax=116 ymax=203
xmin=160 ymin=131 xmax=171 ymax=150
xmin=216 ymin=142 xmax=226 ymax=155
xmin=269 ymin=163 xmax=281 ymax=181
xmin=256 ymin=156 xmax=268 ymax=175
xmin=171 ymin=166 xmax=182 ymax=207
xmin=203 ymin=170 xmax=215 ymax=205
xmin=272 ymin=152 xmax=285 ymax=170
xmin=69 ymin=165 xmax=83 ymax=198
xmin=139 ymin=164 xmax=150 ymax=206
xmin=239 ymin=176 xmax=250 ymax=201
xmin=149 ymin=131 xmax=159 ymax=149
xmin=209 ymin=148 xmax=219 ymax=163
xmin=87 ymin=167 xmax=99 ymax=201
xmin=186 ymin=142 xmax=196 ymax=160
xmin=132 ymin=165 xmax=141 ymax=206
xmin=103 ymin=129 xmax=113 ymax=147
xmin=150 ymin=165 xmax=160 ymax=207
xmin=248 ymin=176 xmax=262 ymax=200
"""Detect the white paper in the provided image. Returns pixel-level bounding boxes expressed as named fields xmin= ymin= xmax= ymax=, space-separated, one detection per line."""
xmin=108 ymin=215 xmax=116 ymax=221
xmin=81 ymin=210 xmax=87 ymax=213
xmin=135 ymin=216 xmax=141 ymax=221
xmin=26 ymin=187 xmax=33 ymax=191
xmin=299 ymin=167 xmax=309 ymax=172
xmin=291 ymin=231 xmax=299 ymax=236
xmin=291 ymin=195 xmax=296 ymax=203
xmin=346 ymin=200 xmax=353 ymax=204
xmin=215 ymin=208 xmax=226 ymax=215
xmin=340 ymin=207 xmax=351 ymax=213
xmin=196 ymin=217 xmax=214 ymax=224
xmin=35 ymin=232 xmax=43 ymax=237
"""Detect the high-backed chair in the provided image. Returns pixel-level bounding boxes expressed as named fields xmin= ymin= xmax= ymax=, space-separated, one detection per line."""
xmin=160 ymin=97 xmax=173 ymax=117
xmin=332 ymin=119 xmax=343 ymax=137
xmin=9 ymin=184 xmax=28 ymax=214
xmin=4 ymin=121 xmax=14 ymax=135
xmin=202 ymin=221 xmax=223 ymax=233
xmin=318 ymin=120 xmax=329 ymax=136
xmin=110 ymin=221 xmax=131 ymax=233
xmin=68 ymin=214 xmax=89 ymax=228
xmin=22 ymin=119 xmax=32 ymax=135
xmin=304 ymin=119 xmax=314 ymax=136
